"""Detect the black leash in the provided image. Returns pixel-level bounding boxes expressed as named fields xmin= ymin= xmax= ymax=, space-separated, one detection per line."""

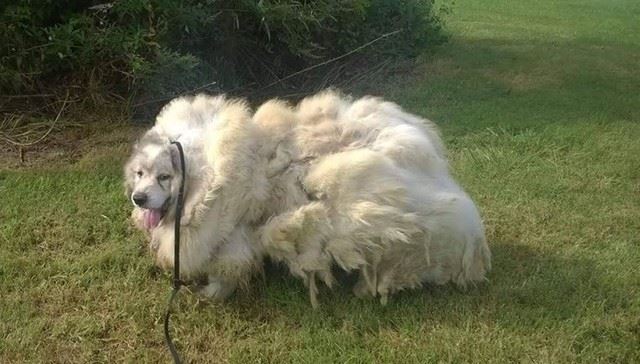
xmin=164 ymin=140 xmax=186 ymax=364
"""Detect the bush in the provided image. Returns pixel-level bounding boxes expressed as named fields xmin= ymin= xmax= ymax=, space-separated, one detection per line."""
xmin=0 ymin=0 xmax=445 ymax=115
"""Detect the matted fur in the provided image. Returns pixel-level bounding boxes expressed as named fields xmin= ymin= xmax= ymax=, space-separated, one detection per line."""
xmin=124 ymin=90 xmax=491 ymax=305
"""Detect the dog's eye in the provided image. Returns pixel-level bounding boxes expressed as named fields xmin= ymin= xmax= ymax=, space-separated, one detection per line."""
xmin=158 ymin=174 xmax=171 ymax=181
xmin=136 ymin=171 xmax=143 ymax=177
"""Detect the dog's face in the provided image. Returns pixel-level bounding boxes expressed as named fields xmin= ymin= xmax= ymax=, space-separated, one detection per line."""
xmin=124 ymin=132 xmax=181 ymax=230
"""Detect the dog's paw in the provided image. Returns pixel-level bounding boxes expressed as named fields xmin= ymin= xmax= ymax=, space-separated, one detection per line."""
xmin=181 ymin=202 xmax=208 ymax=226
xmin=199 ymin=277 xmax=237 ymax=301
xmin=353 ymin=279 xmax=375 ymax=300
xmin=180 ymin=209 xmax=193 ymax=226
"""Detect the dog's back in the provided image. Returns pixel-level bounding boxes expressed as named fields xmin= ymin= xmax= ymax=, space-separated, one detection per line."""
xmin=258 ymin=90 xmax=491 ymax=305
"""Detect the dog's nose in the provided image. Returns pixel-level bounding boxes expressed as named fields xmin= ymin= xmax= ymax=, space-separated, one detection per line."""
xmin=132 ymin=193 xmax=147 ymax=207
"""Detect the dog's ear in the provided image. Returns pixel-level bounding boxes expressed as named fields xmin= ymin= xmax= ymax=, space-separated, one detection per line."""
xmin=169 ymin=144 xmax=183 ymax=174
xmin=123 ymin=157 xmax=135 ymax=197
xmin=123 ymin=138 xmax=146 ymax=198
xmin=123 ymin=177 xmax=134 ymax=197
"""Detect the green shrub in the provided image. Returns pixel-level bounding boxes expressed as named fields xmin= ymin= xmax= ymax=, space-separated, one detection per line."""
xmin=0 ymin=0 xmax=445 ymax=114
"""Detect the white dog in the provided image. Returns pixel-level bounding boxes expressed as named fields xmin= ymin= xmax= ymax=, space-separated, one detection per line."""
xmin=124 ymin=90 xmax=491 ymax=306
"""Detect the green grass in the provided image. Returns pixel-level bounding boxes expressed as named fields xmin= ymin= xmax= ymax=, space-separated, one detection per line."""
xmin=2 ymin=0 xmax=640 ymax=362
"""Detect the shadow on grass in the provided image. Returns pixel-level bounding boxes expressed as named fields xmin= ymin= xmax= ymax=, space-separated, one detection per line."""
xmin=181 ymin=241 xmax=625 ymax=334
xmin=392 ymin=38 xmax=639 ymax=136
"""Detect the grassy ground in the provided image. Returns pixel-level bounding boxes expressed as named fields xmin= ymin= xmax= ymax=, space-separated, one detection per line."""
xmin=2 ymin=0 xmax=640 ymax=362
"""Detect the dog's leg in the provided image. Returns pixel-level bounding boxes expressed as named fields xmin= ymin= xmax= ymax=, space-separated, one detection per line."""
xmin=308 ymin=271 xmax=319 ymax=309
xmin=353 ymin=264 xmax=378 ymax=299
xmin=378 ymin=287 xmax=390 ymax=306
xmin=201 ymin=275 xmax=237 ymax=301
xmin=180 ymin=177 xmax=210 ymax=226
xmin=200 ymin=226 xmax=261 ymax=301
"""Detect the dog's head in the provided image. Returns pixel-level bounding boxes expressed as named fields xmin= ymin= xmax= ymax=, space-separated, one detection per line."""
xmin=124 ymin=129 xmax=182 ymax=231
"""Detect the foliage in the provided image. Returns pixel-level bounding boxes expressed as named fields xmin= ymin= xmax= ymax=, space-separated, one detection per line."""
xmin=0 ymin=0 xmax=445 ymax=112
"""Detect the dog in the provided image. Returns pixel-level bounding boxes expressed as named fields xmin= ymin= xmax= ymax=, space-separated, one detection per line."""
xmin=124 ymin=90 xmax=491 ymax=306
xmin=124 ymin=95 xmax=264 ymax=299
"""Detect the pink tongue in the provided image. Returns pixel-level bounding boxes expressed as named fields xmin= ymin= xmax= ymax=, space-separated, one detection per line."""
xmin=143 ymin=209 xmax=162 ymax=230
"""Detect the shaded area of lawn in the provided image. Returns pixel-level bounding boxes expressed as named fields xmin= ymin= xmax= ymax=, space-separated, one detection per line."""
xmin=2 ymin=0 xmax=640 ymax=362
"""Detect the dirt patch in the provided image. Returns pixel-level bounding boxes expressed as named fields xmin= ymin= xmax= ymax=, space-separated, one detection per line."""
xmin=1 ymin=122 xmax=147 ymax=170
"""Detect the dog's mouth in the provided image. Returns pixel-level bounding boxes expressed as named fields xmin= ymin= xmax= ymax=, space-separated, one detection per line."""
xmin=140 ymin=198 xmax=171 ymax=231
xmin=142 ymin=208 xmax=164 ymax=230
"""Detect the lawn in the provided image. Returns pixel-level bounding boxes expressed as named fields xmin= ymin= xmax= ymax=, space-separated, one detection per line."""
xmin=2 ymin=0 xmax=639 ymax=362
